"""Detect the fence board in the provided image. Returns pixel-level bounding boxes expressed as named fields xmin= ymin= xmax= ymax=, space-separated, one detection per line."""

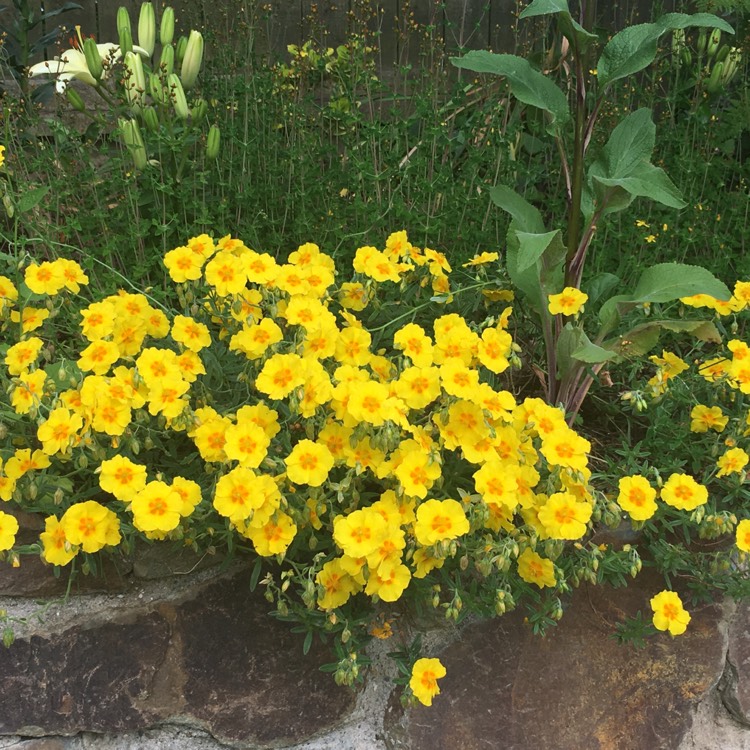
xmin=444 ymin=0 xmax=490 ymax=54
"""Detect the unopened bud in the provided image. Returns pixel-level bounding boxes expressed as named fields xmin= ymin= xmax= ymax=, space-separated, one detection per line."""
xmin=66 ymin=87 xmax=86 ymax=113
xmin=160 ymin=6 xmax=175 ymax=46
xmin=138 ymin=2 xmax=156 ymax=57
xmin=124 ymin=51 xmax=146 ymax=113
xmin=707 ymin=29 xmax=722 ymax=59
xmin=206 ymin=124 xmax=221 ymax=158
xmin=191 ymin=97 xmax=208 ymax=121
xmin=175 ymin=35 xmax=188 ymax=65
xmin=119 ymin=26 xmax=133 ymax=56
xmin=83 ymin=38 xmax=104 ymax=81
xmin=159 ymin=43 xmax=175 ymax=75
xmin=142 ymin=106 xmax=160 ymax=133
xmin=167 ymin=73 xmax=189 ymax=119
xmin=119 ymin=117 xmax=148 ymax=170
xmin=180 ymin=30 xmax=204 ymax=90
xmin=117 ymin=6 xmax=131 ymax=37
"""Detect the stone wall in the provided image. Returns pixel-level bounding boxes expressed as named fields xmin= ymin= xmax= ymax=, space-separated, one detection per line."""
xmin=3 ymin=551 xmax=750 ymax=750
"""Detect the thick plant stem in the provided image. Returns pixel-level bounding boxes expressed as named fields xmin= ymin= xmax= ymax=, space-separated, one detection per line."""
xmin=565 ymin=57 xmax=586 ymax=288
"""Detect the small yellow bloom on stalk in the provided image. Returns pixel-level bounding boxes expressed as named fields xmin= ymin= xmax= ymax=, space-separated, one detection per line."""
xmin=5 ymin=337 xmax=43 ymax=376
xmin=650 ymin=590 xmax=690 ymax=636
xmin=365 ymin=558 xmax=412 ymax=602
xmin=98 ymin=455 xmax=148 ymax=500
xmin=736 ymin=519 xmax=750 ymax=552
xmin=617 ymin=475 xmax=658 ymax=521
xmin=0 ymin=511 xmax=19 ymax=551
xmin=517 ymin=548 xmax=556 ymax=588
xmin=224 ymin=419 xmax=271 ymax=468
xmin=414 ymin=498 xmax=469 ymax=547
xmin=0 ymin=275 xmax=19 ymax=313
xmin=78 ymin=339 xmax=120 ymax=376
xmin=316 ymin=558 xmax=360 ymax=610
xmin=131 ymin=481 xmax=182 ymax=533
xmin=690 ymin=404 xmax=728 ymax=433
xmin=255 ymin=353 xmax=306 ymax=400
xmin=171 ymin=315 xmax=211 ymax=352
xmin=717 ymin=447 xmax=749 ymax=478
xmin=37 ymin=407 xmax=83 ymax=455
xmin=334 ymin=508 xmax=389 ymax=558
xmin=538 ymin=492 xmax=592 ymax=540
xmin=0 ymin=144 xmax=5 ymax=168
xmin=394 ymin=323 xmax=434 ymax=367
xmin=11 ymin=369 xmax=47 ymax=414
xmin=164 ymin=245 xmax=204 ymax=282
xmin=40 ymin=515 xmax=77 ymax=566
xmin=4 ymin=448 xmax=51 ymax=480
xmin=245 ymin=512 xmax=297 ymax=556
xmin=660 ymin=473 xmax=708 ymax=511
xmin=10 ymin=306 xmax=50 ymax=333
xmin=462 ymin=251 xmax=499 ymax=267
xmin=25 ymin=262 xmax=65 ymax=295
xmin=61 ymin=501 xmax=121 ymax=553
xmin=409 ymin=658 xmax=446 ymax=707
xmin=477 ymin=327 xmax=512 ymax=373
xmin=547 ymin=287 xmax=588 ymax=316
xmin=394 ymin=452 xmax=441 ymax=499
xmin=540 ymin=427 xmax=591 ymax=472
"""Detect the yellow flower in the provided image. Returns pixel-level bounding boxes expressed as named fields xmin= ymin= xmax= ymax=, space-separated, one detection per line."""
xmin=10 ymin=306 xmax=50 ymax=333
xmin=394 ymin=323 xmax=434 ymax=367
xmin=40 ymin=515 xmax=77 ymax=566
xmin=229 ymin=318 xmax=283 ymax=360
xmin=538 ymin=492 xmax=592 ymax=539
xmin=213 ymin=467 xmax=268 ymax=523
xmin=439 ymin=359 xmax=480 ymax=399
xmin=644 ymin=234 xmax=657 ymax=243
xmin=548 ymin=287 xmax=588 ymax=316
xmin=256 ymin=353 xmax=306 ymax=400
xmin=617 ymin=475 xmax=658 ymax=521
xmin=5 ymin=336 xmax=43 ymax=376
xmin=171 ymin=315 xmax=212 ymax=352
xmin=690 ymin=404 xmax=728 ymax=433
xmin=0 ymin=510 xmax=19 ymax=551
xmin=146 ymin=375 xmax=190 ymax=419
xmin=394 ymin=452 xmax=441 ymax=499
xmin=78 ymin=339 xmax=120 ymax=375
xmin=339 ymin=282 xmax=371 ymax=311
xmin=716 ymin=447 xmax=749 ymax=477
xmin=333 ymin=508 xmax=388 ymax=558
xmin=98 ymin=456 xmax=148 ymax=500
xmin=61 ymin=501 xmax=120 ymax=553
xmin=164 ymin=245 xmax=205 ymax=282
xmin=660 ymin=473 xmax=708 ymax=511
xmin=473 ymin=462 xmax=519 ymax=510
xmin=335 ymin=326 xmax=372 ymax=366
xmin=55 ymin=258 xmax=88 ymax=292
xmin=365 ymin=558 xmax=412 ymax=602
xmin=286 ymin=439 xmax=334 ymax=487
xmin=4 ymin=448 xmax=51 ymax=480
xmin=37 ymin=407 xmax=83 ymax=455
xmin=0 ymin=275 xmax=19 ymax=313
xmin=224 ymin=419 xmax=271 ymax=468
xmin=0 ymin=144 xmax=5 ymax=168
xmin=316 ymin=558 xmax=360 ymax=610
xmin=131 ymin=481 xmax=182 ymax=533
xmin=462 ymin=251 xmax=499 ymax=267
xmin=245 ymin=512 xmax=297 ymax=556
xmin=540 ymin=427 xmax=590 ymax=472
xmin=650 ymin=590 xmax=690 ymax=636
xmin=409 ymin=657 xmax=446 ymax=707
xmin=24 ymin=262 xmax=65 ymax=295
xmin=736 ymin=519 xmax=750 ymax=552
xmin=11 ymin=369 xmax=47 ymax=414
xmin=517 ymin=548 xmax=556 ymax=588
xmin=80 ymin=300 xmax=116 ymax=340
xmin=204 ymin=249 xmax=249 ymax=296
xmin=394 ymin=366 xmax=441 ymax=410
xmin=414 ymin=498 xmax=469 ymax=546
xmin=477 ymin=327 xmax=512 ymax=373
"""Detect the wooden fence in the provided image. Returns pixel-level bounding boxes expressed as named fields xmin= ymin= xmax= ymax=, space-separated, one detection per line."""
xmin=4 ymin=0 xmax=683 ymax=70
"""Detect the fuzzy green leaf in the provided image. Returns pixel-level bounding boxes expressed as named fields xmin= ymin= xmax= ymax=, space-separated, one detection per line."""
xmin=631 ymin=263 xmax=731 ymax=303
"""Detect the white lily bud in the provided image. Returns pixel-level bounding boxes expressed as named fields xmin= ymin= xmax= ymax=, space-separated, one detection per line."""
xmin=138 ymin=2 xmax=156 ymax=57
xmin=160 ymin=6 xmax=175 ymax=46
xmin=124 ymin=50 xmax=146 ymax=113
xmin=180 ymin=30 xmax=203 ymax=90
xmin=168 ymin=73 xmax=189 ymax=119
xmin=119 ymin=118 xmax=147 ymax=170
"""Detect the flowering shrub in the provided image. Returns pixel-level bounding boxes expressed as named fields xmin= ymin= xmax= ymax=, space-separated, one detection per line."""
xmin=1 ymin=220 xmax=750 ymax=703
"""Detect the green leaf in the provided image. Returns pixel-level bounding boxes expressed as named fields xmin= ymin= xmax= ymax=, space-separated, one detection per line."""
xmin=598 ymin=108 xmax=655 ymax=177
xmin=515 ymin=230 xmax=562 ymax=273
xmin=519 ymin=0 xmax=598 ymax=49
xmin=593 ymin=162 xmax=686 ymax=209
xmin=249 ymin=557 xmax=263 ymax=591
xmin=489 ymin=185 xmax=545 ymax=233
xmin=572 ymin=337 xmax=619 ymax=364
xmin=451 ymin=51 xmax=570 ymax=132
xmin=597 ymin=13 xmax=733 ymax=88
xmin=610 ymin=319 xmax=722 ymax=357
xmin=631 ymin=263 xmax=731 ymax=303
xmin=557 ymin=325 xmax=617 ymax=379
xmin=587 ymin=273 xmax=621 ymax=304
xmin=303 ymin=630 xmax=313 ymax=656
xmin=16 ymin=186 xmax=50 ymax=213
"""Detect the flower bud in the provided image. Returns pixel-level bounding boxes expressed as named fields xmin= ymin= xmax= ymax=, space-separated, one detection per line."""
xmin=180 ymin=30 xmax=204 ymax=90
xmin=117 ymin=6 xmax=131 ymax=37
xmin=160 ymin=6 xmax=175 ymax=46
xmin=83 ymin=37 xmax=104 ymax=81
xmin=66 ymin=87 xmax=86 ymax=113
xmin=707 ymin=29 xmax=721 ymax=59
xmin=715 ymin=44 xmax=730 ymax=64
xmin=159 ymin=43 xmax=175 ymax=75
xmin=142 ymin=105 xmax=160 ymax=133
xmin=191 ymin=97 xmax=208 ymax=121
xmin=206 ymin=124 xmax=221 ymax=158
xmin=119 ymin=26 xmax=133 ymax=56
xmin=124 ymin=51 xmax=146 ymax=113
xmin=119 ymin=117 xmax=148 ymax=170
xmin=138 ymin=1 xmax=156 ymax=57
xmin=167 ymin=73 xmax=189 ymax=119
xmin=175 ymin=35 xmax=188 ymax=65
xmin=696 ymin=29 xmax=708 ymax=54
xmin=148 ymin=72 xmax=167 ymax=104
xmin=705 ymin=61 xmax=724 ymax=93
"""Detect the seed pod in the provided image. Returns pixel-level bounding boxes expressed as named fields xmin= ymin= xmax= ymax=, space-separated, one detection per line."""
xmin=160 ymin=6 xmax=175 ymax=46
xmin=83 ymin=37 xmax=104 ymax=81
xmin=138 ymin=2 xmax=156 ymax=57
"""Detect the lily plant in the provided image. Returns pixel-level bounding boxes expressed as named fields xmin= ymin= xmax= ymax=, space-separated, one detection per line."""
xmin=452 ymin=0 xmax=734 ymax=421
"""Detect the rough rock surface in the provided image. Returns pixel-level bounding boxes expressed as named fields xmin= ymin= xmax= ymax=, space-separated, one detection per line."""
xmin=0 ymin=569 xmax=355 ymax=746
xmin=720 ymin=600 xmax=750 ymax=726
xmin=385 ymin=572 xmax=728 ymax=750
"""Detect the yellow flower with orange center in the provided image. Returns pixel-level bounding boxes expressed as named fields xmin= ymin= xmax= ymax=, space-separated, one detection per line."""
xmin=171 ymin=315 xmax=212 ymax=352
xmin=40 ymin=515 xmax=77 ymax=566
xmin=24 ymin=261 xmax=65 ymax=295
xmin=164 ymin=245 xmax=205 ymax=283
xmin=98 ymin=455 xmax=148 ymax=500
xmin=650 ymin=590 xmax=690 ymax=636
xmin=255 ymin=353 xmax=306 ymax=400
xmin=690 ymin=404 xmax=728 ymax=433
xmin=538 ymin=492 xmax=592 ymax=540
xmin=11 ymin=369 xmax=47 ymax=414
xmin=414 ymin=498 xmax=469 ymax=547
xmin=548 ymin=287 xmax=588 ymax=316
xmin=617 ymin=475 xmax=658 ymax=521
xmin=334 ymin=508 xmax=389 ymax=558
xmin=717 ymin=448 xmax=749 ymax=477
xmin=224 ymin=419 xmax=271 ymax=468
xmin=37 ymin=407 xmax=83 ymax=455
xmin=245 ymin=512 xmax=297 ymax=556
xmin=5 ymin=336 xmax=44 ymax=376
xmin=660 ymin=473 xmax=708 ymax=511
xmin=0 ymin=511 xmax=19 ymax=551
xmin=131 ymin=481 xmax=183 ymax=533
xmin=78 ymin=339 xmax=120 ymax=376
xmin=409 ymin=658 xmax=446 ymax=707
xmin=517 ymin=548 xmax=556 ymax=588
xmin=61 ymin=501 xmax=120 ymax=553
xmin=286 ymin=439 xmax=334 ymax=486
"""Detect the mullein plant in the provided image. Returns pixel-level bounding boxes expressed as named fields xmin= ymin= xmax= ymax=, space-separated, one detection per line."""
xmin=28 ymin=2 xmax=219 ymax=174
